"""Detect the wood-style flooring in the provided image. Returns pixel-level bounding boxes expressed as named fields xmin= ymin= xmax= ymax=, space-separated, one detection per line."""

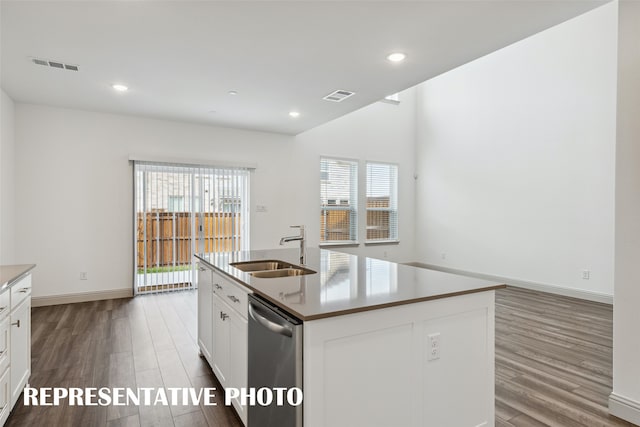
xmin=4 ymin=286 xmax=634 ymax=427
xmin=496 ymin=286 xmax=633 ymax=427
xmin=6 ymin=291 xmax=242 ymax=427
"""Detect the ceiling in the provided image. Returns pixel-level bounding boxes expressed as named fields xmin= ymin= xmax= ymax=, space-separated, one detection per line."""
xmin=1 ymin=1 xmax=607 ymax=135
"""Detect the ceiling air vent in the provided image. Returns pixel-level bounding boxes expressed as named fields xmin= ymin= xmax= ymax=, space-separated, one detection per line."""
xmin=323 ymin=90 xmax=355 ymax=103
xmin=31 ymin=57 xmax=79 ymax=72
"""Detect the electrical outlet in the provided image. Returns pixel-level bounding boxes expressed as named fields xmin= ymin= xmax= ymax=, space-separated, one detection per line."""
xmin=80 ymin=272 xmax=88 ymax=280
xmin=441 ymin=253 xmax=447 ymax=260
xmin=427 ymin=333 xmax=441 ymax=361
xmin=383 ymin=251 xmax=388 ymax=258
xmin=582 ymin=270 xmax=590 ymax=280
xmin=256 ymin=205 xmax=268 ymax=213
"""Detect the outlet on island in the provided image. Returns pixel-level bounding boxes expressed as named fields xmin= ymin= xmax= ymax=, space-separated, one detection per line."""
xmin=427 ymin=332 xmax=441 ymax=361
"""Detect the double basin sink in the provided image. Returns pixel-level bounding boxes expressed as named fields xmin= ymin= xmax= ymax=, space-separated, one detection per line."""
xmin=229 ymin=260 xmax=316 ymax=278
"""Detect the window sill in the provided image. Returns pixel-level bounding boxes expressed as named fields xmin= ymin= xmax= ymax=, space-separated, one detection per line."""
xmin=364 ymin=240 xmax=400 ymax=246
xmin=319 ymin=242 xmax=360 ymax=249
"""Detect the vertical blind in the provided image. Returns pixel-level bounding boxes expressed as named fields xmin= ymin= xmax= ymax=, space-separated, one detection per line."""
xmin=366 ymin=162 xmax=398 ymax=241
xmin=320 ymin=158 xmax=358 ymax=243
xmin=134 ymin=161 xmax=250 ymax=294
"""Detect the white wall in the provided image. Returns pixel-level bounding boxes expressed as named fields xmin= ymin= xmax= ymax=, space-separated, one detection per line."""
xmin=611 ymin=0 xmax=640 ymax=423
xmin=414 ymin=3 xmax=618 ymax=298
xmin=13 ymin=93 xmax=415 ymax=299
xmin=0 ymin=89 xmax=16 ymax=265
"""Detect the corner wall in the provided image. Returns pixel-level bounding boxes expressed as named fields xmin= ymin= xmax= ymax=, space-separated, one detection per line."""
xmin=413 ymin=3 xmax=618 ymax=299
xmin=0 ymin=89 xmax=16 ymax=264
xmin=610 ymin=0 xmax=640 ymax=423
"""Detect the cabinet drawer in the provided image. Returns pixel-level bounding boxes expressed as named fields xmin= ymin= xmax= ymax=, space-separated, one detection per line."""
xmin=212 ymin=271 xmax=249 ymax=319
xmin=10 ymin=274 xmax=31 ymax=310
xmin=0 ymin=317 xmax=8 ymax=376
xmin=0 ymin=290 xmax=9 ymax=320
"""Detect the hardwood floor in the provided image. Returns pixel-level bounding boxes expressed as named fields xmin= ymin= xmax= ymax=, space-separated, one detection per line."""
xmin=4 ymin=286 xmax=634 ymax=426
xmin=6 ymin=291 xmax=243 ymax=427
xmin=496 ymin=286 xmax=633 ymax=427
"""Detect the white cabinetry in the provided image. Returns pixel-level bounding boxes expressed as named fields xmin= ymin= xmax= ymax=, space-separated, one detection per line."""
xmin=211 ymin=270 xmax=249 ymax=425
xmin=197 ymin=265 xmax=213 ymax=363
xmin=9 ymin=275 xmax=31 ymax=410
xmin=0 ymin=272 xmax=32 ymax=426
xmin=197 ymin=262 xmax=248 ymax=426
xmin=227 ymin=306 xmax=247 ymax=421
xmin=211 ymin=293 xmax=247 ymax=423
xmin=0 ymin=290 xmax=10 ymax=426
xmin=9 ymin=300 xmax=29 ymax=408
xmin=211 ymin=293 xmax=230 ymax=386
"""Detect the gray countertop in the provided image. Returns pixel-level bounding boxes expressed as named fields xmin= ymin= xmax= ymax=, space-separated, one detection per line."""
xmin=196 ymin=248 xmax=504 ymax=321
xmin=0 ymin=264 xmax=36 ymax=291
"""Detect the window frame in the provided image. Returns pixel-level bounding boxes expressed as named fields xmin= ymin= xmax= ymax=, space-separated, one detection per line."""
xmin=365 ymin=161 xmax=399 ymax=244
xmin=319 ymin=156 xmax=359 ymax=245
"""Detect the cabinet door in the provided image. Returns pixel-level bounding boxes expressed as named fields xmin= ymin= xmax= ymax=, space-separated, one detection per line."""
xmin=228 ymin=308 xmax=248 ymax=425
xmin=197 ymin=266 xmax=214 ymax=362
xmin=10 ymin=298 xmax=30 ymax=407
xmin=212 ymin=293 xmax=230 ymax=388
xmin=0 ymin=367 xmax=9 ymax=426
xmin=0 ymin=316 xmax=10 ymax=376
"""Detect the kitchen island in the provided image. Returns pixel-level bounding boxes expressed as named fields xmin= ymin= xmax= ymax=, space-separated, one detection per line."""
xmin=196 ymin=248 xmax=503 ymax=427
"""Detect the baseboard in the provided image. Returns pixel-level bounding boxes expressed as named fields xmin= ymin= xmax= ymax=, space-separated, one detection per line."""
xmin=609 ymin=392 xmax=640 ymax=425
xmin=404 ymin=262 xmax=613 ymax=304
xmin=32 ymin=288 xmax=133 ymax=307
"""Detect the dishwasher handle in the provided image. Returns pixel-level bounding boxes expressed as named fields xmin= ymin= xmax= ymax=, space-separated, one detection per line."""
xmin=249 ymin=300 xmax=293 ymax=338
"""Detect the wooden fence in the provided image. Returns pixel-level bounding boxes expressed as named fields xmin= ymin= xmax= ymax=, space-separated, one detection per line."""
xmin=320 ymin=197 xmax=392 ymax=241
xmin=136 ymin=212 xmax=241 ymax=268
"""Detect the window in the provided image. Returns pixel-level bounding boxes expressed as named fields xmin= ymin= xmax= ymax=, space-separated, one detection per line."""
xmin=366 ymin=162 xmax=398 ymax=242
xmin=320 ymin=158 xmax=358 ymax=243
xmin=167 ymin=195 xmax=184 ymax=212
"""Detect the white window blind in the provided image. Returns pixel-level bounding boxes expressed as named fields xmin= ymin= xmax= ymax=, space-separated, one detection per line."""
xmin=320 ymin=158 xmax=358 ymax=243
xmin=134 ymin=161 xmax=250 ymax=295
xmin=366 ymin=162 xmax=398 ymax=242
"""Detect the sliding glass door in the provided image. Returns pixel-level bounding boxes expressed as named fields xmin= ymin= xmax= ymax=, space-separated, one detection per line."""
xmin=134 ymin=162 xmax=250 ymax=295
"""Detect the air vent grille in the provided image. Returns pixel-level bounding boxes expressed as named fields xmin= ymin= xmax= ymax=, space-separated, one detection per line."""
xmin=31 ymin=57 xmax=79 ymax=72
xmin=323 ymin=89 xmax=355 ymax=103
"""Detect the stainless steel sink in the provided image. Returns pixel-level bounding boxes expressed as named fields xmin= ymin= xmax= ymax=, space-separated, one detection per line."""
xmin=230 ymin=260 xmax=298 ymax=272
xmin=250 ymin=267 xmax=316 ymax=278
xmin=230 ymin=259 xmax=316 ymax=278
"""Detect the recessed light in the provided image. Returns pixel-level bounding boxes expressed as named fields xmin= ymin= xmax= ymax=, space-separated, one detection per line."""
xmin=386 ymin=52 xmax=406 ymax=63
xmin=228 ymin=90 xmax=238 ymax=95
xmin=289 ymin=111 xmax=300 ymax=118
xmin=112 ymin=84 xmax=128 ymax=92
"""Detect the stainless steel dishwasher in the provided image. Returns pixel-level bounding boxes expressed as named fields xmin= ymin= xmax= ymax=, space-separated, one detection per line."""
xmin=248 ymin=294 xmax=303 ymax=427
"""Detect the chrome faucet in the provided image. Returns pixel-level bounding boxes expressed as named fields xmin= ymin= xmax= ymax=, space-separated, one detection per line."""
xmin=280 ymin=225 xmax=306 ymax=265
